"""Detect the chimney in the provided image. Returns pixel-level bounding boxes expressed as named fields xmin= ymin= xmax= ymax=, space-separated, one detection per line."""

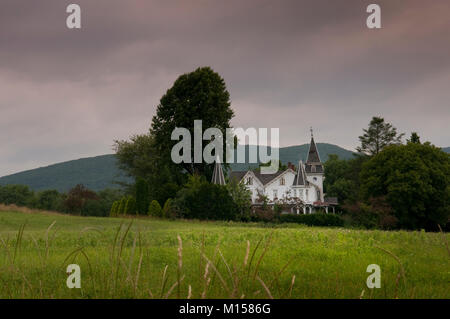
xmin=287 ymin=162 xmax=295 ymax=171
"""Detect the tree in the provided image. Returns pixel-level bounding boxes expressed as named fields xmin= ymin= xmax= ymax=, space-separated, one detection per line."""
xmin=323 ymin=154 xmax=368 ymax=204
xmin=360 ymin=143 xmax=449 ymax=230
xmin=135 ymin=177 xmax=149 ymax=215
xmin=0 ymin=185 xmax=33 ymax=206
xmin=357 ymin=117 xmax=404 ymax=156
xmin=407 ymin=132 xmax=421 ymax=144
xmin=150 ymin=67 xmax=234 ymax=180
xmin=148 ymin=200 xmax=163 ymax=217
xmin=226 ymin=178 xmax=252 ymax=221
xmin=64 ymin=184 xmax=98 ymax=214
xmin=114 ymin=134 xmax=182 ymax=205
xmin=36 ymin=190 xmax=62 ymax=211
xmin=114 ymin=134 xmax=156 ymax=183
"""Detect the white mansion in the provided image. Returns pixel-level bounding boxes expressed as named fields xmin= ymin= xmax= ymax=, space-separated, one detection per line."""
xmin=212 ymin=132 xmax=338 ymax=214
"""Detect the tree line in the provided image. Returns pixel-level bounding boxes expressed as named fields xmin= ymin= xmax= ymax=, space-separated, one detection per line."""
xmin=0 ymin=184 xmax=122 ymax=217
xmin=324 ymin=117 xmax=449 ymax=231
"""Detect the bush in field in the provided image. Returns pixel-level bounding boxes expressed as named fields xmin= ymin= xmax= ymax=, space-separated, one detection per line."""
xmin=251 ymin=207 xmax=279 ymax=223
xmin=124 ymin=196 xmax=136 ymax=215
xmin=278 ymin=213 xmax=344 ymax=227
xmin=110 ymin=201 xmax=119 ymax=216
xmin=117 ymin=197 xmax=127 ymax=215
xmin=173 ymin=175 xmax=238 ymax=221
xmin=162 ymin=198 xmax=176 ymax=219
xmin=148 ymin=200 xmax=162 ymax=217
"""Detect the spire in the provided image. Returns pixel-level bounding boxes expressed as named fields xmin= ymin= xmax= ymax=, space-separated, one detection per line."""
xmin=211 ymin=155 xmax=226 ymax=185
xmin=306 ymin=128 xmax=321 ymax=163
xmin=293 ymin=160 xmax=307 ymax=186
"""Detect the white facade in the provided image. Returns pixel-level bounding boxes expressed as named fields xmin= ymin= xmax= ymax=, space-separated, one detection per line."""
xmin=229 ymin=133 xmax=335 ymax=214
xmin=240 ymin=163 xmax=323 ymax=206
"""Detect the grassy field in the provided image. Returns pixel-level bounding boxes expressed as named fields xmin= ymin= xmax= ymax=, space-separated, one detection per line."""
xmin=0 ymin=208 xmax=448 ymax=299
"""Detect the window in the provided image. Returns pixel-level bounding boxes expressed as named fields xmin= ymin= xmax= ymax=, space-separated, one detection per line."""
xmin=313 ymin=177 xmax=317 ymax=181
xmin=246 ymin=177 xmax=253 ymax=185
xmin=293 ymin=189 xmax=297 ymax=197
xmin=273 ymin=190 xmax=278 ymax=199
xmin=280 ymin=177 xmax=285 ymax=185
xmin=305 ymin=189 xmax=309 ymax=199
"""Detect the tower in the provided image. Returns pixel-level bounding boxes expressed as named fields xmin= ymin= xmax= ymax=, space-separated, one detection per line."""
xmin=305 ymin=128 xmax=324 ymax=201
xmin=211 ymin=156 xmax=226 ymax=185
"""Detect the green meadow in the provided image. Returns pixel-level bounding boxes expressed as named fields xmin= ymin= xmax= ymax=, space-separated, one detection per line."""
xmin=0 ymin=209 xmax=448 ymax=299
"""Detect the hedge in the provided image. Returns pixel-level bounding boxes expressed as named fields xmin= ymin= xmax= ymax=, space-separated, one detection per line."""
xmin=278 ymin=213 xmax=344 ymax=227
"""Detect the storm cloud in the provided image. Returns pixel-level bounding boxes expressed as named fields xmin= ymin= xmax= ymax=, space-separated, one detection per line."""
xmin=1 ymin=0 xmax=449 ymax=176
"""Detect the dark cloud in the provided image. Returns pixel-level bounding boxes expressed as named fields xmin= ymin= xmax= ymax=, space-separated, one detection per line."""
xmin=1 ymin=0 xmax=449 ymax=176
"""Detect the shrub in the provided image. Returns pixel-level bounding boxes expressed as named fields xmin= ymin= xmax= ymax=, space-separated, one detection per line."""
xmin=110 ymin=201 xmax=119 ymax=217
xmin=278 ymin=213 xmax=344 ymax=227
xmin=173 ymin=175 xmax=238 ymax=221
xmin=135 ymin=178 xmax=149 ymax=215
xmin=344 ymin=197 xmax=398 ymax=229
xmin=226 ymin=179 xmax=252 ymax=221
xmin=251 ymin=207 xmax=279 ymax=223
xmin=117 ymin=197 xmax=127 ymax=215
xmin=148 ymin=200 xmax=162 ymax=217
xmin=124 ymin=196 xmax=136 ymax=215
xmin=162 ymin=198 xmax=176 ymax=219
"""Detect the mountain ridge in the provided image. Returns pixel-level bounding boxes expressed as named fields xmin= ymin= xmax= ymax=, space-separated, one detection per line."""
xmin=1 ymin=144 xmax=447 ymax=192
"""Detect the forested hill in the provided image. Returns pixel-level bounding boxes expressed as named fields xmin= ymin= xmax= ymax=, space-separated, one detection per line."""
xmin=0 ymin=155 xmax=131 ymax=192
xmin=1 ymin=143 xmax=356 ymax=192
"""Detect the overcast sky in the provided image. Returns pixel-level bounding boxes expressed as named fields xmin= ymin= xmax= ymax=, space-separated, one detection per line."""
xmin=1 ymin=0 xmax=449 ymax=176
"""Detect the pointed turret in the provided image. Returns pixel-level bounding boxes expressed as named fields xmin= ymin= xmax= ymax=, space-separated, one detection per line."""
xmin=305 ymin=128 xmax=324 ymax=174
xmin=211 ymin=156 xmax=226 ymax=185
xmin=293 ymin=160 xmax=307 ymax=186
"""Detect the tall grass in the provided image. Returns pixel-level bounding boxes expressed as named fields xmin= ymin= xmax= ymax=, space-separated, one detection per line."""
xmin=0 ymin=210 xmax=449 ymax=299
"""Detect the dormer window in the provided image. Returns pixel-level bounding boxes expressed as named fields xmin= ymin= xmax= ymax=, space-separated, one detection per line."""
xmin=280 ymin=177 xmax=285 ymax=186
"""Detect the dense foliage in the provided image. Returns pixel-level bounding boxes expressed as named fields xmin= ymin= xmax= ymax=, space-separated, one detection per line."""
xmin=173 ymin=175 xmax=239 ymax=221
xmin=360 ymin=143 xmax=449 ymax=230
xmin=278 ymin=213 xmax=345 ymax=227
xmin=0 ymin=184 xmax=122 ymax=217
